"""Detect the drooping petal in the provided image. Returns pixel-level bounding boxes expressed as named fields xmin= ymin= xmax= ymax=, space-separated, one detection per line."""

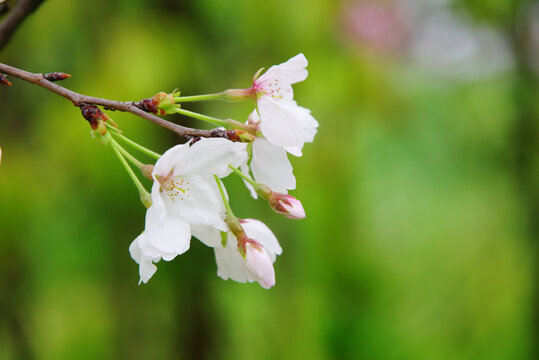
xmin=140 ymin=181 xmax=192 ymax=259
xmin=241 ymin=219 xmax=282 ymax=261
xmin=251 ymin=139 xmax=295 ymax=193
xmin=171 ymin=138 xmax=247 ymax=177
xmin=257 ymin=96 xmax=311 ymax=147
xmin=129 ymin=235 xmax=159 ymax=284
xmin=143 ymin=198 xmax=192 ymax=259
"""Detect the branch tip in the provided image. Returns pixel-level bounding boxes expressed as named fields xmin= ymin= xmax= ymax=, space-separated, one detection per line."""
xmin=0 ymin=74 xmax=12 ymax=86
xmin=44 ymin=72 xmax=71 ymax=82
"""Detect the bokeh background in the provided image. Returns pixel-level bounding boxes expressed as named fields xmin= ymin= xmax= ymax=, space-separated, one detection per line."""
xmin=1 ymin=0 xmax=538 ymax=359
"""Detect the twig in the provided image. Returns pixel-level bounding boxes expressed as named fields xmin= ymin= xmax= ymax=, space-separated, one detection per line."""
xmin=0 ymin=0 xmax=46 ymax=51
xmin=0 ymin=62 xmax=234 ymax=140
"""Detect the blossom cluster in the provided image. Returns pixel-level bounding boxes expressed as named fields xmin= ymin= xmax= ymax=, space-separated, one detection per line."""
xmin=127 ymin=54 xmax=318 ymax=288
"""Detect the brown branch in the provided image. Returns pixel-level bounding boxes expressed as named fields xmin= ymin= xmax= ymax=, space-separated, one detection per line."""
xmin=0 ymin=62 xmax=233 ymax=140
xmin=0 ymin=0 xmax=46 ymax=51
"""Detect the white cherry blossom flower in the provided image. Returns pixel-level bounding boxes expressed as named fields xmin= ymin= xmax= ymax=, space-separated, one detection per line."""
xmin=214 ymin=219 xmax=282 ymax=289
xmin=130 ymin=138 xmax=247 ymax=284
xmin=252 ymin=53 xmax=318 ymax=148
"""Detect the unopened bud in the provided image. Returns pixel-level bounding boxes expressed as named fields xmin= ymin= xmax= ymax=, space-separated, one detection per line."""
xmin=255 ymin=186 xmax=305 ymax=219
xmin=244 ymin=240 xmax=275 ymax=289
xmin=90 ymin=129 xmax=111 ymax=146
xmin=270 ymin=193 xmax=306 ymax=219
xmin=135 ymin=92 xmax=179 ymax=115
xmin=44 ymin=72 xmax=71 ymax=82
xmin=234 ymin=130 xmax=256 ymax=143
xmin=0 ymin=74 xmax=12 ymax=86
xmin=80 ymin=105 xmax=109 ymax=134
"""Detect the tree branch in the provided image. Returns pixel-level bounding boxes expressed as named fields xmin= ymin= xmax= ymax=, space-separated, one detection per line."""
xmin=0 ymin=0 xmax=46 ymax=51
xmin=0 ymin=62 xmax=235 ymax=140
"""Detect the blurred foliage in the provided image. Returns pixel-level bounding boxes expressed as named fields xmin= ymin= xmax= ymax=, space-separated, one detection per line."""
xmin=0 ymin=0 xmax=538 ymax=359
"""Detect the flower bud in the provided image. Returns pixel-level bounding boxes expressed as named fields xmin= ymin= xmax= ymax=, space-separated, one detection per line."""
xmin=80 ymin=105 xmax=108 ymax=135
xmin=244 ymin=240 xmax=275 ymax=289
xmin=135 ymin=92 xmax=179 ymax=115
xmin=0 ymin=74 xmax=12 ymax=86
xmin=272 ymin=193 xmax=306 ymax=219
xmin=44 ymin=72 xmax=71 ymax=82
xmin=90 ymin=129 xmax=111 ymax=146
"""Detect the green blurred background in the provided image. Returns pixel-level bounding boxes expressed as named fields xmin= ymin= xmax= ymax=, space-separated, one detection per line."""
xmin=1 ymin=0 xmax=538 ymax=359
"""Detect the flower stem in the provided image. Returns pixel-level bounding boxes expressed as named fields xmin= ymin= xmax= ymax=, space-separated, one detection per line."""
xmin=228 ymin=165 xmax=256 ymax=186
xmin=111 ymin=143 xmax=152 ymax=208
xmin=175 ymin=108 xmax=229 ymax=128
xmin=110 ymin=137 xmax=144 ymax=169
xmin=173 ymin=92 xmax=226 ymax=102
xmin=214 ymin=175 xmax=234 ymax=216
xmin=108 ymin=126 xmax=161 ymax=160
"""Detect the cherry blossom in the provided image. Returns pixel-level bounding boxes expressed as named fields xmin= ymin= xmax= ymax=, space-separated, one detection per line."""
xmin=251 ymin=54 xmax=318 ymax=148
xmin=130 ymin=138 xmax=246 ymax=284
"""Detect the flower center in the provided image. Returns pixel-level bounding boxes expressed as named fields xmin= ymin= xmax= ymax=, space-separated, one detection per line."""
xmin=158 ymin=175 xmax=191 ymax=202
xmin=255 ymin=78 xmax=284 ymax=100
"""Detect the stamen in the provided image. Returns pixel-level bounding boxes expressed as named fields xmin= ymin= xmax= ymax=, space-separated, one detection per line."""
xmin=158 ymin=175 xmax=191 ymax=202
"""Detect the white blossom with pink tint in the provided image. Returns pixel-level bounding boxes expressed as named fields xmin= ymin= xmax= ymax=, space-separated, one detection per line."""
xmin=252 ymin=54 xmax=319 ymax=148
xmin=129 ymin=138 xmax=246 ymax=284
xmin=214 ymin=219 xmax=282 ymax=289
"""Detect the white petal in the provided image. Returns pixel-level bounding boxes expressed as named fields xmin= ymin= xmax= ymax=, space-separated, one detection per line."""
xmin=260 ymin=53 xmax=308 ymax=85
xmin=257 ymin=96 xmax=311 ymax=147
xmin=242 ymin=219 xmax=282 ymax=261
xmin=166 ymin=174 xmax=227 ymax=230
xmin=287 ymin=104 xmax=319 ymax=144
xmin=152 ymin=143 xmax=189 ymax=178
xmin=172 ymin=138 xmax=247 ymax=177
xmin=247 ymin=109 xmax=261 ymax=125
xmin=129 ymin=235 xmax=144 ymax=264
xmin=251 ymin=139 xmax=295 ymax=193
xmin=129 ymin=235 xmax=158 ymax=284
xmin=284 ymin=145 xmax=303 ymax=157
xmin=138 ymin=258 xmax=158 ymax=284
xmin=144 ymin=202 xmax=192 ymax=257
xmin=214 ymin=233 xmax=253 ymax=283
xmin=191 ymin=224 xmax=223 ymax=248
xmin=140 ymin=185 xmax=192 ymax=259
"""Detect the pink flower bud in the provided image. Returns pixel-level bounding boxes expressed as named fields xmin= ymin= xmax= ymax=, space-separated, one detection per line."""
xmin=270 ymin=193 xmax=306 ymax=220
xmin=244 ymin=241 xmax=275 ymax=289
